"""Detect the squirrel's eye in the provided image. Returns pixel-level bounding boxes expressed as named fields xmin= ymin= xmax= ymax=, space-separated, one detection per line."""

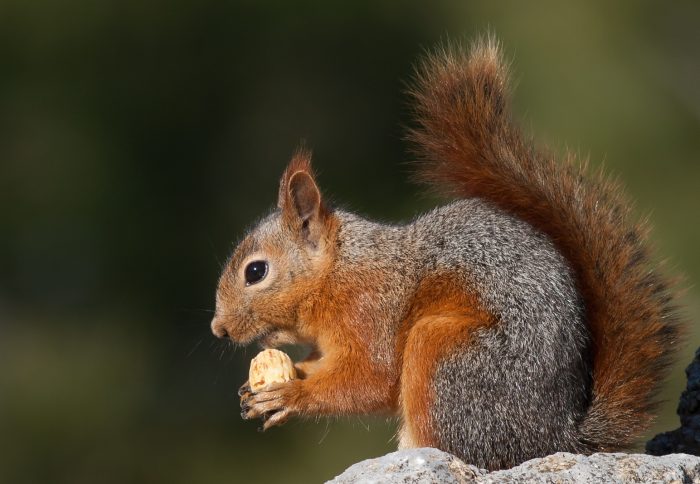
xmin=244 ymin=260 xmax=268 ymax=286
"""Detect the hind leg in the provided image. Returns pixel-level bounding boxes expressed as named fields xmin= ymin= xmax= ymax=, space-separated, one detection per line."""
xmin=400 ymin=315 xmax=589 ymax=470
xmin=398 ymin=313 xmax=488 ymax=450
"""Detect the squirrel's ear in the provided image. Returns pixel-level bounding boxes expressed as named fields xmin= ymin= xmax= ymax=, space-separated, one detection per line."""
xmin=277 ymin=150 xmax=327 ymax=246
xmin=288 ymin=171 xmax=321 ymax=222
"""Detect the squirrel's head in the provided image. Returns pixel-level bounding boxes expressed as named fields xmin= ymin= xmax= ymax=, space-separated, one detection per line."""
xmin=210 ymin=150 xmax=336 ymax=347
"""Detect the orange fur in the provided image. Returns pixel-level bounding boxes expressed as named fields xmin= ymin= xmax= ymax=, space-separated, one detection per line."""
xmin=290 ymin=270 xmax=400 ymax=415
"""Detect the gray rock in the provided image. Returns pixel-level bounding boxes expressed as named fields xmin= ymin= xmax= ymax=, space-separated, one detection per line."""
xmin=327 ymin=448 xmax=481 ymax=483
xmin=483 ymin=452 xmax=700 ymax=483
xmin=328 ymin=448 xmax=700 ymax=483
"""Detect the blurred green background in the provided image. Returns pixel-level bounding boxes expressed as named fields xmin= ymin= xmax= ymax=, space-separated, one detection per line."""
xmin=1 ymin=1 xmax=698 ymax=482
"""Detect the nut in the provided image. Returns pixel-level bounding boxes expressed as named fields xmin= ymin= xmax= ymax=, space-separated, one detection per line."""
xmin=248 ymin=349 xmax=297 ymax=392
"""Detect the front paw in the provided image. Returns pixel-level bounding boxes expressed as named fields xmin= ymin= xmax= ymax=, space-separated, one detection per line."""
xmin=240 ymin=381 xmax=300 ymax=431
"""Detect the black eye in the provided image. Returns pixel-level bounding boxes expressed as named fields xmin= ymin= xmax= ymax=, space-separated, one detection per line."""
xmin=244 ymin=261 xmax=268 ymax=286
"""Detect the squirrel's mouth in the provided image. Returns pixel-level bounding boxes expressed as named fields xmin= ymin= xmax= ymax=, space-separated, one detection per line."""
xmin=257 ymin=329 xmax=301 ymax=349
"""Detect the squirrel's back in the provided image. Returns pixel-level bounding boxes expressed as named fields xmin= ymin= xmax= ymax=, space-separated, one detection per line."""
xmin=331 ymin=198 xmax=590 ymax=470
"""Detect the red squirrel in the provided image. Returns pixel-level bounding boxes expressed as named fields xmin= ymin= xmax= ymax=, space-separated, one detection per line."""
xmin=210 ymin=37 xmax=682 ymax=470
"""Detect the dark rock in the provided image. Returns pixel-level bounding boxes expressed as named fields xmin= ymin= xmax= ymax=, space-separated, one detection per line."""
xmin=647 ymin=347 xmax=700 ymax=456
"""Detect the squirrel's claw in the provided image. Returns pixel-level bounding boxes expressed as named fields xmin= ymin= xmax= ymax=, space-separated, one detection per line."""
xmin=261 ymin=408 xmax=291 ymax=431
xmin=238 ymin=381 xmax=251 ymax=397
xmin=239 ymin=381 xmax=299 ymax=426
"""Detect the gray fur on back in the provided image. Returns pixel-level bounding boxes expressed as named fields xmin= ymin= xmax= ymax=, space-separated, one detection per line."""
xmin=411 ymin=198 xmax=590 ymax=469
xmin=335 ymin=197 xmax=590 ymax=469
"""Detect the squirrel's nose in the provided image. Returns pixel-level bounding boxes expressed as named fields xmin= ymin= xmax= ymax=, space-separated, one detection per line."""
xmin=211 ymin=316 xmax=229 ymax=339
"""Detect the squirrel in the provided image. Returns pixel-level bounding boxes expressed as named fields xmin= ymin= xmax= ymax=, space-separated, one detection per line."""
xmin=210 ymin=37 xmax=683 ymax=471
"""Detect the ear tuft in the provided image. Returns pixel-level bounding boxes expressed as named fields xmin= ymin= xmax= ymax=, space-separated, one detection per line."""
xmin=277 ymin=148 xmax=314 ymax=210
xmin=277 ymin=148 xmax=328 ymax=246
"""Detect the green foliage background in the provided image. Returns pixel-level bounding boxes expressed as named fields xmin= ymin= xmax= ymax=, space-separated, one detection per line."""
xmin=1 ymin=1 xmax=698 ymax=482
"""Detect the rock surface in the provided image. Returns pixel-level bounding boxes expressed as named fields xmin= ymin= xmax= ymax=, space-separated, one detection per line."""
xmin=484 ymin=452 xmax=700 ymax=483
xmin=327 ymin=448 xmax=479 ymax=483
xmin=328 ymin=448 xmax=700 ymax=483
xmin=648 ymin=347 xmax=700 ymax=456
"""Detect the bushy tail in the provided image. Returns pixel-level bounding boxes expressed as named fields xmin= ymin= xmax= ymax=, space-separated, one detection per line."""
xmin=407 ymin=36 xmax=682 ymax=450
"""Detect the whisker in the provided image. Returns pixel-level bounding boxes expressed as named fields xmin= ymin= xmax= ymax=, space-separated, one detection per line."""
xmin=356 ymin=416 xmax=370 ymax=432
xmin=206 ymin=235 xmax=225 ymax=270
xmin=318 ymin=419 xmax=331 ymax=444
xmin=191 ymin=308 xmax=216 ymax=314
xmin=186 ymin=338 xmax=204 ymax=358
